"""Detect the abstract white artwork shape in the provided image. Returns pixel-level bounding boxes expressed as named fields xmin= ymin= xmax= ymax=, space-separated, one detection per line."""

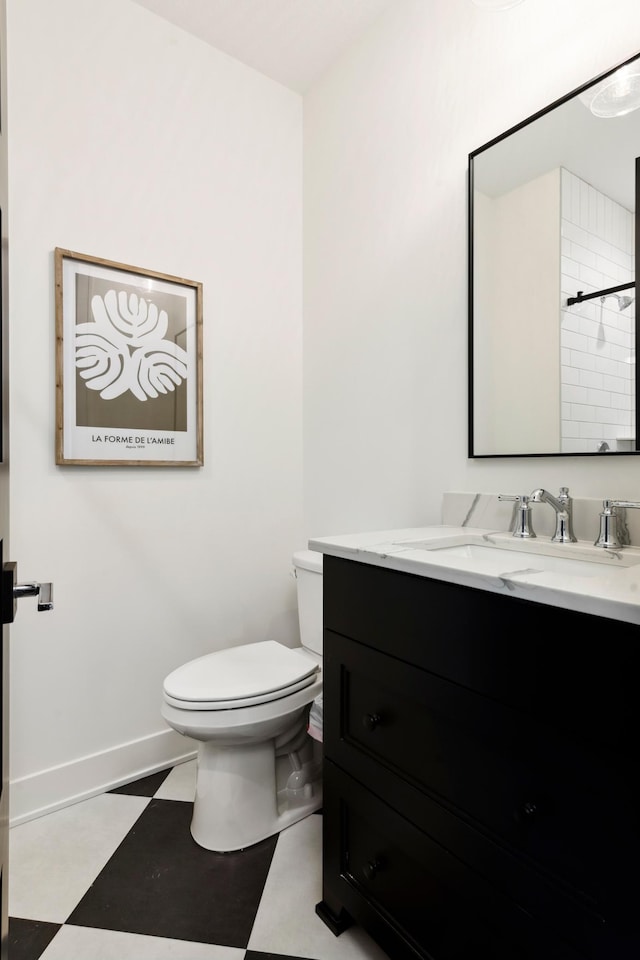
xmin=75 ymin=289 xmax=189 ymax=403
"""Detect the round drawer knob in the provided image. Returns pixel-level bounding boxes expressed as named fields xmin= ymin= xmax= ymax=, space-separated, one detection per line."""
xmin=513 ymin=800 xmax=539 ymax=825
xmin=363 ymin=712 xmax=382 ymax=731
xmin=363 ymin=858 xmax=383 ymax=881
xmin=513 ymin=799 xmax=540 ymax=825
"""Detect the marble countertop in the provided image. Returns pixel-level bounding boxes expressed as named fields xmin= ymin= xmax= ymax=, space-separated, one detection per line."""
xmin=309 ymin=525 xmax=640 ymax=625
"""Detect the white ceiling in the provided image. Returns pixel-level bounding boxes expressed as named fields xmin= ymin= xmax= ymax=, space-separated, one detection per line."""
xmin=131 ymin=0 xmax=395 ymax=93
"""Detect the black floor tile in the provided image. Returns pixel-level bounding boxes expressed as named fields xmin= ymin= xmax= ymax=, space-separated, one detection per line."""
xmin=8 ymin=917 xmax=61 ymax=960
xmin=66 ymin=798 xmax=278 ymax=948
xmin=109 ymin=767 xmax=172 ymax=797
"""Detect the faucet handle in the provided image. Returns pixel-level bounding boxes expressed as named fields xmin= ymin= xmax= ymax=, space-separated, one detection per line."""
xmin=498 ymin=494 xmax=536 ymax=539
xmin=595 ymin=499 xmax=640 ymax=549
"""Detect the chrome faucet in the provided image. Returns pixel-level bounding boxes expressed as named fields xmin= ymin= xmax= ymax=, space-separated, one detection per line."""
xmin=498 ymin=494 xmax=536 ymax=538
xmin=594 ymin=499 xmax=640 ymax=549
xmin=529 ymin=486 xmax=577 ymax=543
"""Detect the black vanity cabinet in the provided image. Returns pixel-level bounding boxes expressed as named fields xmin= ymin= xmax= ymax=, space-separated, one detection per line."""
xmin=316 ymin=555 xmax=639 ymax=960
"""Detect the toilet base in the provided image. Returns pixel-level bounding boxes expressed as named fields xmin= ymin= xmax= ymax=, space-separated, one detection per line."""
xmin=190 ymin=725 xmax=322 ymax=852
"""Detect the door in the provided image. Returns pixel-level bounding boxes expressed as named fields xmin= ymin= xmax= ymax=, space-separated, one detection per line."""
xmin=0 ymin=13 xmax=54 ymax=953
xmin=0 ymin=0 xmax=9 ymax=955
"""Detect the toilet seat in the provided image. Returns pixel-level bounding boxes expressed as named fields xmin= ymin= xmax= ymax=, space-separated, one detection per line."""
xmin=163 ymin=640 xmax=319 ymax=711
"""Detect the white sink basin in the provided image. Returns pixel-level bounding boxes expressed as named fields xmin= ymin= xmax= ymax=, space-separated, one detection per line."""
xmin=392 ymin=535 xmax=640 ymax=579
xmin=429 ymin=542 xmax=619 ymax=578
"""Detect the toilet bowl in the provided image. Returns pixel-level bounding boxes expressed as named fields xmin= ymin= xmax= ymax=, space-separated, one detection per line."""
xmin=161 ymin=550 xmax=323 ymax=852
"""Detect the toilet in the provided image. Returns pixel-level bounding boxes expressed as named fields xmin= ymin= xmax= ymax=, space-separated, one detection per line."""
xmin=161 ymin=549 xmax=323 ymax=852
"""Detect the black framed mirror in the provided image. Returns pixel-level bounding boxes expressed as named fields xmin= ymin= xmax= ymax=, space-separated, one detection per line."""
xmin=469 ymin=50 xmax=640 ymax=458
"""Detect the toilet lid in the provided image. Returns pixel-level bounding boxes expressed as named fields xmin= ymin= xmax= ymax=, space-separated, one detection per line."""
xmin=163 ymin=640 xmax=320 ymax=710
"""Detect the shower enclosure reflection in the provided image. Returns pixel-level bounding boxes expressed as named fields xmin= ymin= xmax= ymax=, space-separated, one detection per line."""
xmin=561 ymin=168 xmax=635 ymax=454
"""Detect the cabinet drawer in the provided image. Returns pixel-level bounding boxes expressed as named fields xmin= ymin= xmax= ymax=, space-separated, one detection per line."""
xmin=324 ymin=630 xmax=637 ymax=917
xmin=323 ymin=556 xmax=639 ymax=746
xmin=322 ymin=760 xmax=585 ymax=960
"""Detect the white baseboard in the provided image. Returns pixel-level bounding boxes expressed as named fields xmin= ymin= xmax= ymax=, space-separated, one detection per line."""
xmin=9 ymin=728 xmax=197 ymax=827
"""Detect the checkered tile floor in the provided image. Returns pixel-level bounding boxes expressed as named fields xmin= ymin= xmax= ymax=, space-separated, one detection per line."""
xmin=9 ymin=760 xmax=390 ymax=960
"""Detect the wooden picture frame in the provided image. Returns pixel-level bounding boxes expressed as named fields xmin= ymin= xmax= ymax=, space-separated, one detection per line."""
xmin=55 ymin=249 xmax=203 ymax=466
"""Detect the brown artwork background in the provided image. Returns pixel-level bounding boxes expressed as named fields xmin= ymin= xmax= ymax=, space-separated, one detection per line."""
xmin=74 ymin=274 xmax=188 ymax=432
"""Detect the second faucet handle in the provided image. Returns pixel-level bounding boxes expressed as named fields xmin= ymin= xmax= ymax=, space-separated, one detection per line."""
xmin=595 ymin=499 xmax=640 ymax=549
xmin=498 ymin=494 xmax=536 ymax=539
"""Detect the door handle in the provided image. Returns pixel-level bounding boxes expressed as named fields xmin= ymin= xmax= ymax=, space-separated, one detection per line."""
xmin=1 ymin=562 xmax=54 ymax=624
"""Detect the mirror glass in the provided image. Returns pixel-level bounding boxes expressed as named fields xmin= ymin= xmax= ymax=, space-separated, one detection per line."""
xmin=469 ymin=52 xmax=639 ymax=457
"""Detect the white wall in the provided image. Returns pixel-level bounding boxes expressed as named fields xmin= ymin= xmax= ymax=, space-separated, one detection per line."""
xmin=7 ymin=0 xmax=304 ymax=822
xmin=475 ymin=170 xmax=561 ymax=455
xmin=304 ymin=0 xmax=640 ymax=538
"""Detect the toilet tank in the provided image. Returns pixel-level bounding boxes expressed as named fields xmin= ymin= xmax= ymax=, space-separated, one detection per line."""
xmin=292 ymin=550 xmax=323 ymax=656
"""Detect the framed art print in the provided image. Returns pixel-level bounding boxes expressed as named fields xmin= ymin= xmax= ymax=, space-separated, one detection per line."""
xmin=55 ymin=248 xmax=203 ymax=466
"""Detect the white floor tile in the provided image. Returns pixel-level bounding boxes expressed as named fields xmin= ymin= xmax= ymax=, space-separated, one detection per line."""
xmin=9 ymin=793 xmax=149 ymax=924
xmin=154 ymin=758 xmax=197 ymax=801
xmin=39 ymin=925 xmax=245 ymax=959
xmin=248 ymin=815 xmax=390 ymax=960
